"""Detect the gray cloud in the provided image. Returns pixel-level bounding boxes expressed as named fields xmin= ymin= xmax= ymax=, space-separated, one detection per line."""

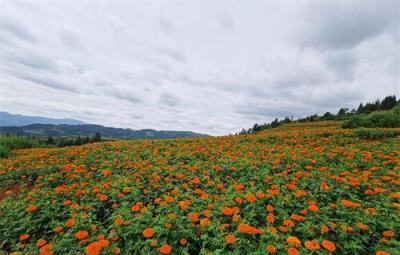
xmin=301 ymin=0 xmax=400 ymax=49
xmin=0 ymin=15 xmax=36 ymax=42
xmin=60 ymin=28 xmax=83 ymax=50
xmin=154 ymin=47 xmax=186 ymax=63
xmin=159 ymin=91 xmax=181 ymax=107
xmin=158 ymin=14 xmax=176 ymax=34
xmin=0 ymin=0 xmax=399 ymax=135
xmin=218 ymin=11 xmax=235 ymax=32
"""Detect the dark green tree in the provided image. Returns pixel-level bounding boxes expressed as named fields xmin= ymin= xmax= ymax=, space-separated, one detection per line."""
xmin=91 ymin=132 xmax=102 ymax=142
xmin=75 ymin=136 xmax=82 ymax=145
xmin=338 ymin=108 xmax=348 ymax=115
xmin=380 ymin=95 xmax=397 ymax=110
xmin=46 ymin=136 xmax=55 ymax=145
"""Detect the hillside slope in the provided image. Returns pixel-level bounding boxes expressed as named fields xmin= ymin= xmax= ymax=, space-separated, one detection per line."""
xmin=0 ymin=122 xmax=399 ymax=254
xmin=0 ymin=123 xmax=208 ymax=139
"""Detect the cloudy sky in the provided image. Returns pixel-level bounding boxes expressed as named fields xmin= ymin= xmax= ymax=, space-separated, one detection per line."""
xmin=0 ymin=0 xmax=399 ymax=135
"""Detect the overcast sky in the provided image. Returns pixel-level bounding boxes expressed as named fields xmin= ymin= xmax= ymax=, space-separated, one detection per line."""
xmin=0 ymin=0 xmax=399 ymax=135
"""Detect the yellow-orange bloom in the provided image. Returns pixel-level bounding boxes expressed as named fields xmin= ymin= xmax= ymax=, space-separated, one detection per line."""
xmin=19 ymin=234 xmax=30 ymax=241
xmin=188 ymin=212 xmax=199 ymax=222
xmin=321 ymin=240 xmax=336 ymax=252
xmin=304 ymin=240 xmax=320 ymax=250
xmin=36 ymin=239 xmax=47 ymax=247
xmin=266 ymin=245 xmax=276 ymax=253
xmin=75 ymin=230 xmax=89 ymax=240
xmin=85 ymin=241 xmax=102 ymax=255
xmin=158 ymin=244 xmax=172 ymax=254
xmin=287 ymin=247 xmax=299 ymax=255
xmin=222 ymin=207 xmax=234 ymax=216
xmin=286 ymin=236 xmax=301 ymax=247
xmin=143 ymin=228 xmax=155 ymax=238
xmin=376 ymin=251 xmax=391 ymax=255
xmin=26 ymin=205 xmax=38 ymax=213
xmin=225 ymin=234 xmax=236 ymax=244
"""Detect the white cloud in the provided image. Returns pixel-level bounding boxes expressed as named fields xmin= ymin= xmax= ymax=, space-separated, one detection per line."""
xmin=0 ymin=0 xmax=399 ymax=135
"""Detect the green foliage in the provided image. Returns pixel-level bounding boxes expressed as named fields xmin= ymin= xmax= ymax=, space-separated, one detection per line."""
xmin=0 ymin=145 xmax=10 ymax=158
xmin=0 ymin=135 xmax=43 ymax=158
xmin=342 ymin=107 xmax=400 ymax=128
xmin=243 ymin=95 xmax=399 ymax=134
xmin=0 ymin=134 xmax=97 ymax=158
xmin=0 ymin=135 xmax=44 ymax=157
xmin=353 ymin=128 xmax=399 ymax=139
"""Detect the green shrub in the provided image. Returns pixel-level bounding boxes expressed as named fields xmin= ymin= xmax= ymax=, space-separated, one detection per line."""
xmin=0 ymin=135 xmax=44 ymax=158
xmin=0 ymin=145 xmax=10 ymax=158
xmin=343 ymin=107 xmax=400 ymax=128
xmin=353 ymin=128 xmax=399 ymax=139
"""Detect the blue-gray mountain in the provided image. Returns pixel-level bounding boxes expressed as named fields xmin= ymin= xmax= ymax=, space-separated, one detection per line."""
xmin=0 ymin=112 xmax=85 ymax=126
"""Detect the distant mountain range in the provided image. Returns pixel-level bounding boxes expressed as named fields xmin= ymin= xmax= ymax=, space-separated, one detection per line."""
xmin=0 ymin=112 xmax=85 ymax=126
xmin=0 ymin=112 xmax=207 ymax=139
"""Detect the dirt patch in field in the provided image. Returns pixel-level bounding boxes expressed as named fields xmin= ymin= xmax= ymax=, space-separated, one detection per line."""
xmin=0 ymin=184 xmax=32 ymax=202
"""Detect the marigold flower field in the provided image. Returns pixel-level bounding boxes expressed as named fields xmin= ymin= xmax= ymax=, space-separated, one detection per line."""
xmin=0 ymin=122 xmax=399 ymax=255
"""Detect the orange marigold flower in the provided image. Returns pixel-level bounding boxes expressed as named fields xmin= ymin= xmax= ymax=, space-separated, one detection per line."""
xmin=245 ymin=193 xmax=256 ymax=203
xmin=36 ymin=239 xmax=47 ymax=247
xmin=341 ymin=199 xmax=361 ymax=208
xmin=238 ymin=223 xmax=262 ymax=235
xmin=235 ymin=197 xmax=243 ymax=204
xmin=65 ymin=219 xmax=75 ymax=228
xmin=122 ymin=187 xmax=131 ymax=193
xmin=26 ymin=205 xmax=38 ymax=213
xmin=222 ymin=207 xmax=234 ymax=216
xmin=98 ymin=194 xmax=108 ymax=202
xmin=63 ymin=200 xmax=72 ymax=206
xmin=376 ymin=251 xmax=391 ymax=255
xmin=75 ymin=230 xmax=89 ymax=240
xmin=102 ymin=169 xmax=111 ymax=177
xmin=321 ymin=239 xmax=336 ymax=252
xmin=112 ymin=247 xmax=121 ymax=254
xmin=165 ymin=196 xmax=175 ymax=203
xmin=266 ymin=205 xmax=274 ymax=212
xmin=131 ymin=204 xmax=141 ymax=212
xmin=283 ymin=219 xmax=294 ymax=227
xmin=19 ymin=234 xmax=30 ymax=241
xmin=382 ymin=230 xmax=394 ymax=238
xmin=158 ymin=244 xmax=172 ymax=254
xmin=321 ymin=225 xmax=329 ymax=233
xmin=356 ymin=223 xmax=368 ymax=231
xmin=188 ymin=212 xmax=199 ymax=222
xmin=286 ymin=236 xmax=301 ymax=247
xmin=39 ymin=244 xmax=53 ymax=255
xmin=98 ymin=239 xmax=109 ymax=248
xmin=85 ymin=241 xmax=102 ymax=255
xmin=304 ymin=240 xmax=320 ymax=250
xmin=114 ymin=218 xmax=124 ymax=226
xmin=225 ymin=234 xmax=236 ymax=244
xmin=143 ymin=228 xmax=155 ymax=238
xmin=320 ymin=181 xmax=330 ymax=191
xmin=234 ymin=184 xmax=244 ymax=191
xmin=266 ymin=213 xmax=275 ymax=223
xmin=287 ymin=247 xmax=299 ymax=255
xmin=179 ymin=239 xmax=187 ymax=246
xmin=291 ymin=214 xmax=304 ymax=222
xmin=54 ymin=226 xmax=63 ymax=233
xmin=309 ymin=204 xmax=319 ymax=212
xmin=266 ymin=245 xmax=277 ymax=253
